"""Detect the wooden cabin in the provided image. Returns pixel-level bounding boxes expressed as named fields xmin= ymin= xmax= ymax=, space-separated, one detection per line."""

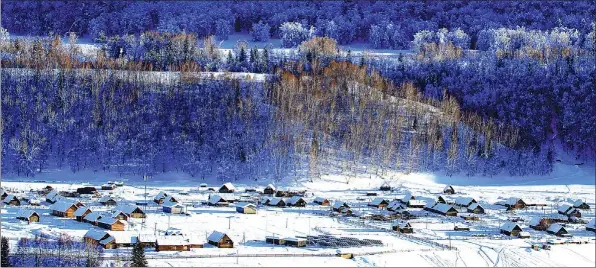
xmin=75 ymin=207 xmax=92 ymax=222
xmin=50 ymin=201 xmax=78 ymax=218
xmin=399 ymin=194 xmax=415 ymax=204
xmin=313 ymin=197 xmax=330 ymax=206
xmin=208 ymin=195 xmax=229 ymax=206
xmin=99 ymin=195 xmax=118 ymax=206
xmin=368 ymin=198 xmax=389 ymax=208
xmin=83 ymin=211 xmax=105 ymax=225
xmin=137 ymin=234 xmax=157 ymax=248
xmin=236 ymin=203 xmax=257 ymax=214
xmin=156 ymin=236 xmax=190 ymax=251
xmin=558 ymin=204 xmax=582 ymax=218
xmin=154 ymin=191 xmax=169 ymax=204
xmin=573 ymin=200 xmax=590 ymax=210
xmin=388 ymin=200 xmax=405 ymax=212
xmin=112 ymin=211 xmax=129 ymax=221
xmin=16 ymin=210 xmax=40 ymax=223
xmin=455 ymin=197 xmax=477 ymax=207
xmin=115 ymin=204 xmax=146 ymax=218
xmin=529 ymin=217 xmax=550 ymax=231
xmin=264 ymin=184 xmax=276 ymax=195
xmin=265 ymin=236 xmax=285 ymax=245
xmin=467 ymin=203 xmax=485 ymax=214
xmin=500 ymin=222 xmax=523 ymax=236
xmin=332 ymin=201 xmax=349 ymax=212
xmin=208 ymin=231 xmax=234 ymax=248
xmin=163 ymin=202 xmax=185 ymax=214
xmin=284 ymin=237 xmax=307 ymax=247
xmin=547 ymin=224 xmax=569 ymax=237
xmin=0 ymin=188 xmax=8 ymax=200
xmin=45 ymin=189 xmax=60 ymax=203
xmin=443 ymin=185 xmax=455 ymax=194
xmin=503 ymin=197 xmax=526 ymax=209
xmin=84 ymin=229 xmax=111 ymax=247
xmin=97 ymin=217 xmax=127 ymax=231
xmin=517 ymin=232 xmax=531 ymax=239
xmin=2 ymin=194 xmax=20 ymax=206
xmin=458 ymin=213 xmax=480 ymax=221
xmin=219 ymin=182 xmax=235 ymax=193
xmin=392 ymin=220 xmax=413 ymax=233
xmin=287 ymin=196 xmax=307 ymax=207
xmin=431 ymin=204 xmax=458 ymax=216
xmin=436 ymin=195 xmax=448 ymax=204
xmin=268 ymin=197 xmax=286 ymax=207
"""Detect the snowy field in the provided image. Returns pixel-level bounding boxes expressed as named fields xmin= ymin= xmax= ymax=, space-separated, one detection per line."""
xmin=2 ymin=161 xmax=595 ymax=267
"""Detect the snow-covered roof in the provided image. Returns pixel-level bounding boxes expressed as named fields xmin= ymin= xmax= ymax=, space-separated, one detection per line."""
xmin=208 ymin=231 xmax=228 ymax=242
xmin=424 ymin=201 xmax=437 ymax=209
xmin=115 ymin=204 xmax=143 ymax=215
xmin=46 ymin=189 xmax=58 ymax=200
xmin=162 ymin=200 xmax=181 ymax=208
xmin=287 ymin=196 xmax=305 ymax=205
xmin=106 ymin=231 xmax=136 ymax=244
xmin=388 ymin=200 xmax=401 ymax=207
xmin=369 ymin=198 xmax=388 ymax=206
xmin=84 ymin=211 xmax=105 ymax=221
xmin=573 ymin=200 xmax=588 ymax=207
xmin=99 ymin=236 xmax=115 ymax=245
xmin=408 ymin=200 xmax=426 ymax=206
xmin=547 ymin=223 xmax=566 ymax=233
xmin=154 ymin=191 xmax=169 ymax=200
xmin=468 ymin=203 xmax=483 ymax=210
xmin=265 ymin=184 xmax=276 ymax=190
xmin=84 ymin=229 xmax=109 ymax=241
xmin=504 ymin=197 xmax=522 ymax=205
xmin=400 ymin=193 xmax=413 ymax=202
xmin=558 ymin=204 xmax=573 ymax=214
xmin=112 ymin=210 xmax=127 ymax=218
xmin=284 ymin=237 xmax=306 ymax=242
xmin=137 ymin=234 xmax=157 ymax=243
xmin=587 ymin=219 xmax=595 ymax=229
xmin=16 ymin=209 xmax=39 ymax=219
xmin=518 ymin=231 xmax=530 ymax=237
xmin=443 ymin=185 xmax=454 ymax=191
xmin=165 ymin=228 xmax=183 ymax=236
xmin=314 ymin=197 xmax=328 ymax=203
xmin=235 ymin=202 xmax=256 ymax=208
xmin=433 ymin=203 xmax=456 ymax=213
xmin=98 ymin=217 xmax=127 ymax=226
xmin=455 ymin=197 xmax=477 ymax=206
xmin=49 ymin=201 xmax=76 ymax=212
xmin=529 ymin=217 xmax=544 ymax=226
xmin=209 ymin=195 xmax=227 ymax=204
xmin=2 ymin=194 xmax=18 ymax=203
xmin=454 ymin=223 xmax=470 ymax=228
xmin=74 ymin=206 xmax=91 ymax=217
xmin=333 ymin=201 xmax=349 ymax=209
xmin=157 ymin=235 xmax=189 ymax=246
xmin=501 ymin=222 xmax=521 ymax=232
xmin=269 ymin=197 xmax=285 ymax=206
xmin=99 ymin=195 xmax=116 ymax=203
xmin=392 ymin=220 xmax=411 ymax=228
xmin=221 ymin=182 xmax=235 ymax=191
xmin=186 ymin=235 xmax=206 ymax=245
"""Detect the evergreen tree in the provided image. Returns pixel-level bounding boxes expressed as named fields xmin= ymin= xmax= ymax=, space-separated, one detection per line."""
xmin=1 ymin=237 xmax=10 ymax=267
xmin=130 ymin=242 xmax=147 ymax=267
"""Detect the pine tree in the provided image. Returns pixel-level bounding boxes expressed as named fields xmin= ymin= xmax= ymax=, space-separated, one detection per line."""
xmin=130 ymin=242 xmax=147 ymax=267
xmin=1 ymin=237 xmax=10 ymax=267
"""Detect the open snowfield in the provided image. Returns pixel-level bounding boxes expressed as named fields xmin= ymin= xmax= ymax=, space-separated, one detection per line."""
xmin=2 ymin=160 xmax=595 ymax=267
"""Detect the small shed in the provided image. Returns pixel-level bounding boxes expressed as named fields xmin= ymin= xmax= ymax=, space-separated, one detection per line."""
xmin=156 ymin=236 xmax=190 ymax=251
xmin=368 ymin=198 xmax=389 ymax=208
xmin=313 ymin=197 xmax=330 ymax=206
xmin=97 ymin=217 xmax=127 ymax=231
xmin=467 ymin=203 xmax=485 ymax=214
xmin=573 ymin=200 xmax=590 ymax=210
xmin=75 ymin=206 xmax=92 ymax=222
xmin=547 ymin=224 xmax=569 ymax=237
xmin=392 ymin=220 xmax=413 ymax=233
xmin=115 ymin=204 xmax=146 ymax=218
xmin=332 ymin=201 xmax=350 ymax=212
xmin=287 ymin=196 xmax=307 ymax=207
xmin=163 ymin=201 xmax=185 ymax=214
xmin=268 ymin=197 xmax=286 ymax=207
xmin=107 ymin=231 xmax=137 ymax=248
xmin=432 ymin=204 xmax=458 ymax=216
xmin=443 ymin=185 xmax=455 ymax=194
xmin=154 ymin=191 xmax=169 ymax=204
xmin=99 ymin=195 xmax=118 ymax=206
xmin=586 ymin=219 xmax=595 ymax=232
xmin=500 ymin=222 xmax=523 ymax=236
xmin=379 ymin=184 xmax=391 ymax=191
xmin=16 ymin=210 xmax=40 ymax=223
xmin=219 ymin=183 xmax=235 ymax=193
xmin=236 ymin=203 xmax=257 ymax=214
xmin=208 ymin=231 xmax=234 ymax=248
xmin=2 ymin=194 xmax=20 ymax=206
xmin=265 ymin=236 xmax=285 ymax=245
xmin=455 ymin=197 xmax=477 ymax=207
xmin=50 ymin=201 xmax=78 ymax=218
xmin=264 ymin=184 xmax=276 ymax=195
xmin=284 ymin=237 xmax=307 ymax=247
xmin=208 ymin=195 xmax=229 ymax=206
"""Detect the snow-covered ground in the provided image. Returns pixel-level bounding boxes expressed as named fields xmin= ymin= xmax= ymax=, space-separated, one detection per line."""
xmin=2 ymin=160 xmax=595 ymax=267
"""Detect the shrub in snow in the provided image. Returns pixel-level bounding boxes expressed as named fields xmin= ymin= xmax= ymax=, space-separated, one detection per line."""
xmin=251 ymin=21 xmax=271 ymax=42
xmin=280 ymin=22 xmax=315 ymax=48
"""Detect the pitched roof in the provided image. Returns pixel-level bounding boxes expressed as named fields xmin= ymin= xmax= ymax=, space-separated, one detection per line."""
xmin=3 ymin=194 xmax=18 ymax=203
xmin=501 ymin=222 xmax=522 ymax=232
xmin=400 ymin=193 xmax=413 ymax=202
xmin=504 ymin=197 xmax=523 ymax=205
xmin=558 ymin=204 xmax=573 ymax=214
xmin=269 ymin=197 xmax=285 ymax=205
xmin=16 ymin=209 xmax=39 ymax=219
xmin=392 ymin=220 xmax=411 ymax=228
xmin=333 ymin=201 xmax=349 ymax=209
xmin=162 ymin=200 xmax=181 ymax=208
xmin=49 ymin=200 xmax=77 ymax=212
xmin=154 ymin=191 xmax=169 ymax=200
xmin=547 ymin=223 xmax=566 ymax=233
xmin=209 ymin=195 xmax=227 ymax=204
xmin=314 ymin=197 xmax=328 ymax=203
xmin=235 ymin=202 xmax=256 ymax=208
xmin=287 ymin=196 xmax=305 ymax=205
xmin=424 ymin=201 xmax=437 ymax=209
xmin=84 ymin=229 xmax=109 ymax=241
xmin=75 ymin=206 xmax=92 ymax=217
xmin=99 ymin=195 xmax=116 ymax=203
xmin=408 ymin=200 xmax=426 ymax=206
xmin=587 ymin=219 xmax=595 ymax=229
xmin=265 ymin=184 xmax=276 ymax=190
xmin=106 ymin=231 xmax=137 ymax=244
xmin=98 ymin=217 xmax=127 ymax=226
xmin=529 ymin=217 xmax=545 ymax=226
xmin=84 ymin=211 xmax=105 ymax=221
xmin=573 ymin=200 xmax=588 ymax=207
xmin=467 ymin=203 xmax=483 ymax=210
xmin=455 ymin=197 xmax=477 ymax=206
xmin=115 ymin=204 xmax=143 ymax=215
xmin=156 ymin=235 xmax=189 ymax=246
xmin=46 ymin=189 xmax=58 ymax=200
xmin=137 ymin=234 xmax=157 ymax=243
xmin=221 ymin=182 xmax=235 ymax=190
xmin=443 ymin=185 xmax=454 ymax=191
xmin=433 ymin=203 xmax=457 ymax=213
xmin=369 ymin=198 xmax=388 ymax=206
xmin=207 ymin=231 xmax=228 ymax=242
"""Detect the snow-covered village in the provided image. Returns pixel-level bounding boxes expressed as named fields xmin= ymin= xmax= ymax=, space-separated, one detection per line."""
xmin=1 ymin=1 xmax=595 ymax=267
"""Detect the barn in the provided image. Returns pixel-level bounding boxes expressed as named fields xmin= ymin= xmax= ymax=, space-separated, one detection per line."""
xmin=432 ymin=204 xmax=458 ymax=216
xmin=156 ymin=236 xmax=190 ymax=251
xmin=285 ymin=237 xmax=307 ymax=247
xmin=455 ymin=197 xmax=477 ymax=207
xmin=547 ymin=223 xmax=569 ymax=237
xmin=50 ymin=201 xmax=78 ymax=218
xmin=219 ymin=183 xmax=235 ymax=193
xmin=163 ymin=201 xmax=185 ymax=214
xmin=236 ymin=203 xmax=257 ymax=214
xmin=115 ymin=204 xmax=146 ymax=218
xmin=16 ymin=210 xmax=40 ymax=223
xmin=332 ymin=201 xmax=350 ymax=212
xmin=287 ymin=196 xmax=307 ymax=207
xmin=529 ymin=217 xmax=550 ymax=231
xmin=208 ymin=231 xmax=234 ymax=248
xmin=99 ymin=195 xmax=118 ymax=206
xmin=443 ymin=185 xmax=455 ymax=194
xmin=392 ymin=220 xmax=413 ymax=233
xmin=97 ymin=217 xmax=127 ymax=231
xmin=268 ymin=197 xmax=286 ymax=207
xmin=467 ymin=203 xmax=485 ymax=214
xmin=368 ymin=198 xmax=389 ymax=208
xmin=500 ymin=222 xmax=523 ymax=236
xmin=264 ymin=184 xmax=276 ymax=195
xmin=208 ymin=195 xmax=229 ymax=206
xmin=586 ymin=219 xmax=595 ymax=232
xmin=573 ymin=200 xmax=590 ymax=210
xmin=313 ymin=197 xmax=330 ymax=206
xmin=75 ymin=207 xmax=92 ymax=222
xmin=2 ymin=194 xmax=20 ymax=206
